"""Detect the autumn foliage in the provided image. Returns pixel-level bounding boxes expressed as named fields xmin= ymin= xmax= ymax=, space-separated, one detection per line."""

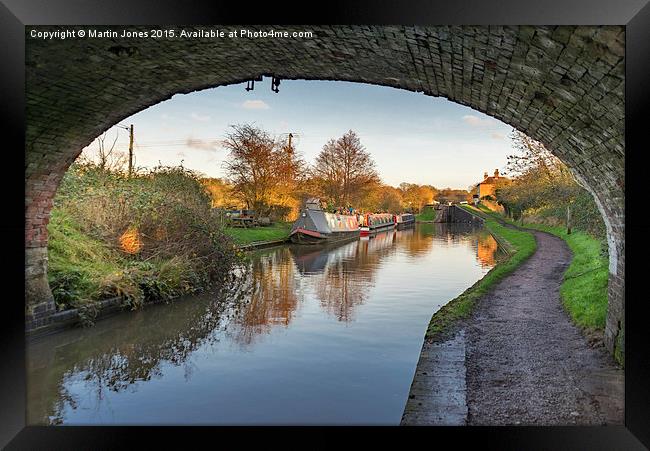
xmin=216 ymin=124 xmax=453 ymax=216
xmin=495 ymin=130 xmax=605 ymax=238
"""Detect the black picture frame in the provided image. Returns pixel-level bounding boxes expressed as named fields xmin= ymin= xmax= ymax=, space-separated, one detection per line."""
xmin=2 ymin=0 xmax=649 ymax=448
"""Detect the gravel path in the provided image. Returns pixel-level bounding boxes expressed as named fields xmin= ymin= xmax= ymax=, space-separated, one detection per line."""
xmin=465 ymin=229 xmax=623 ymax=425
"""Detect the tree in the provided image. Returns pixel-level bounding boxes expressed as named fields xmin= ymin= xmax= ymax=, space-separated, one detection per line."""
xmin=497 ymin=129 xmax=593 ymax=233
xmin=269 ymin=138 xmax=307 ymax=219
xmin=437 ymin=187 xmax=470 ymax=204
xmin=79 ymin=129 xmax=128 ymax=172
xmin=398 ymin=183 xmax=436 ymax=212
xmin=424 ymin=185 xmax=440 ymax=204
xmin=222 ymin=124 xmax=305 ymax=217
xmin=377 ymin=186 xmax=404 ymax=212
xmin=361 ymin=184 xmax=403 ymax=212
xmin=201 ymin=177 xmax=241 ymax=209
xmin=311 ymin=130 xmax=380 ymax=207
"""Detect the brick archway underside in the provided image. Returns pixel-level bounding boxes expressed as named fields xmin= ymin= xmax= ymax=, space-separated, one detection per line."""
xmin=25 ymin=25 xmax=625 ymax=356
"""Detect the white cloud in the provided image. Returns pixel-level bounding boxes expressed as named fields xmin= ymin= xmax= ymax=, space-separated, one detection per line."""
xmin=185 ymin=138 xmax=221 ymax=151
xmin=190 ymin=112 xmax=211 ymax=122
xmin=462 ymin=115 xmax=493 ymax=127
xmin=241 ymin=100 xmax=270 ymax=110
xmin=490 ymin=132 xmax=505 ymax=140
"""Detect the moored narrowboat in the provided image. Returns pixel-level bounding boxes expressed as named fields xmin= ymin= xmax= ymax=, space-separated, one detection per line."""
xmin=395 ymin=213 xmax=415 ymax=229
xmin=359 ymin=213 xmax=396 ymax=236
xmin=290 ymin=198 xmax=360 ymax=245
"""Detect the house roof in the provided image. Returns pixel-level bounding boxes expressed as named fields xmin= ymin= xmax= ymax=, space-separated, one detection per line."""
xmin=475 ymin=175 xmax=510 ymax=188
xmin=481 ymin=176 xmax=507 ymax=184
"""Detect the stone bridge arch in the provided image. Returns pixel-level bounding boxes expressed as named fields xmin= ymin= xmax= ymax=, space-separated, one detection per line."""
xmin=25 ymin=25 xmax=624 ymax=357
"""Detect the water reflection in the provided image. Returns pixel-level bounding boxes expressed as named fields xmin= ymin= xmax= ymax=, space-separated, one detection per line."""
xmin=229 ymin=248 xmax=302 ymax=346
xmin=27 ymin=224 xmax=501 ymax=425
xmin=476 ymin=229 xmax=499 ymax=268
xmin=27 ymin=290 xmax=238 ymax=424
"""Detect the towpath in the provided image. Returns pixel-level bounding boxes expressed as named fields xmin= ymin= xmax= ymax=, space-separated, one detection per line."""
xmin=402 ymin=223 xmax=623 ymax=425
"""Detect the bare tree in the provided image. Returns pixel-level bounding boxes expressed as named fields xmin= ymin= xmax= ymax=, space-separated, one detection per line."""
xmin=78 ymin=129 xmax=128 ymax=171
xmin=311 ymin=130 xmax=380 ymax=207
xmin=222 ymin=124 xmax=305 ymax=216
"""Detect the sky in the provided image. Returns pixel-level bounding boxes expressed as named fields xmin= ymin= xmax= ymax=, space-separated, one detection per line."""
xmin=80 ymin=78 xmax=516 ymax=190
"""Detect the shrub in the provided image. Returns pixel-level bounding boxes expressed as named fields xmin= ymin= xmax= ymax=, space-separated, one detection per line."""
xmin=48 ymin=162 xmax=241 ymax=314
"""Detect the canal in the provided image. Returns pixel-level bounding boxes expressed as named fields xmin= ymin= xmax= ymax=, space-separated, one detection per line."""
xmin=27 ymin=223 xmax=501 ymax=425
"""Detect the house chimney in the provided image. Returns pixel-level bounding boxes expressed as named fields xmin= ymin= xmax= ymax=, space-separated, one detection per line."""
xmin=494 ymin=169 xmax=499 ymax=178
xmin=484 ymin=171 xmax=488 ymax=179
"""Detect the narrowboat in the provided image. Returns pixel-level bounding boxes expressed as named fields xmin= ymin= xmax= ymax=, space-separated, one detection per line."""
xmin=289 ymin=198 xmax=360 ymax=244
xmin=395 ymin=213 xmax=415 ymax=229
xmin=359 ymin=213 xmax=396 ymax=236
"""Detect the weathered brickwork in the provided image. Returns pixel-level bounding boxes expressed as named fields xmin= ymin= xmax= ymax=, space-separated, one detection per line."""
xmin=25 ymin=25 xmax=624 ymax=357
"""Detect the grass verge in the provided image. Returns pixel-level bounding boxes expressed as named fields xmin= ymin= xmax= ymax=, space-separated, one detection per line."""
xmin=425 ymin=206 xmax=536 ymax=340
xmin=415 ymin=206 xmax=436 ymax=222
xmin=225 ymin=222 xmax=291 ymax=246
xmin=48 ymin=209 xmax=224 ymax=317
xmin=47 ymin=209 xmax=127 ymax=307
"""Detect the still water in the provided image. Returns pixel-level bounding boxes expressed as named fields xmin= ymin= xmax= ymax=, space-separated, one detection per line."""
xmin=27 ymin=223 xmax=501 ymax=425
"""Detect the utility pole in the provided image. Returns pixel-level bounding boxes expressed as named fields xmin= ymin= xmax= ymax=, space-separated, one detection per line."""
xmin=128 ymin=124 xmax=134 ymax=176
xmin=287 ymin=133 xmax=293 ymax=154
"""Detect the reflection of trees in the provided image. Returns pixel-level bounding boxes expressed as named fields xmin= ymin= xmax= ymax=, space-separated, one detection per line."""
xmin=393 ymin=226 xmax=431 ymax=257
xmin=394 ymin=223 xmax=499 ymax=269
xmin=476 ymin=230 xmax=499 ymax=268
xmin=27 ymin=280 xmax=246 ymax=425
xmin=309 ymin=233 xmax=395 ymax=322
xmin=229 ymin=234 xmax=396 ymax=338
xmin=229 ymin=248 xmax=302 ymax=346
xmin=313 ymin=255 xmax=372 ymax=322
xmin=395 ymin=223 xmax=477 ymax=255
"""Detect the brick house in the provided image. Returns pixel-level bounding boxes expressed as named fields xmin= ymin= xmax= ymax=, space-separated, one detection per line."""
xmin=475 ymin=169 xmax=509 ymax=198
xmin=472 ymin=169 xmax=510 ymax=210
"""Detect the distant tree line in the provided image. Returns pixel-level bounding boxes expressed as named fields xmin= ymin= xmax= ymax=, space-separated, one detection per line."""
xmin=211 ymin=123 xmax=471 ymax=221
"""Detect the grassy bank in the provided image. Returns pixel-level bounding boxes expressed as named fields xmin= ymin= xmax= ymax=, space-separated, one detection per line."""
xmin=48 ymin=209 xmax=127 ymax=306
xmin=48 ymin=209 xmax=212 ymax=316
xmin=47 ymin=163 xmax=240 ymax=320
xmin=225 ymin=222 xmax=291 ymax=246
xmin=425 ymin=207 xmax=536 ymax=340
xmin=415 ymin=206 xmax=436 ymax=222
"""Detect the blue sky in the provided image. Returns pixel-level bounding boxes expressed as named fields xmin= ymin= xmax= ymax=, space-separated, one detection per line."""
xmin=81 ymin=78 xmax=515 ymax=189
